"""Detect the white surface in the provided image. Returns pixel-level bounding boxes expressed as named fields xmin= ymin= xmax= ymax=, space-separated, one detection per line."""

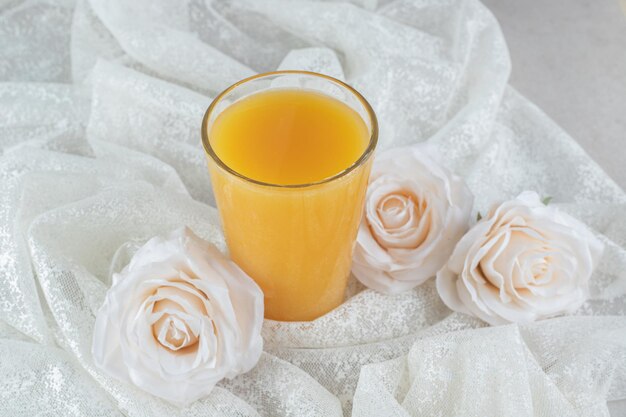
xmin=0 ymin=0 xmax=625 ymax=416
xmin=483 ymin=0 xmax=626 ymax=191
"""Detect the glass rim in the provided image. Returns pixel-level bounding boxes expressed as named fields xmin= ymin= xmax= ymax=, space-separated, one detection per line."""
xmin=201 ymin=70 xmax=378 ymax=189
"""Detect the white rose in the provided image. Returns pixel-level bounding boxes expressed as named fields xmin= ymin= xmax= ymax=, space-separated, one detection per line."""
xmin=436 ymin=191 xmax=604 ymax=325
xmin=352 ymin=144 xmax=473 ymax=294
xmin=92 ymin=227 xmax=264 ymax=406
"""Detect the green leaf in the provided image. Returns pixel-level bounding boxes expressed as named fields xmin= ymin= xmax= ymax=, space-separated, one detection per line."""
xmin=476 ymin=212 xmax=483 ymax=221
xmin=541 ymin=196 xmax=552 ymax=206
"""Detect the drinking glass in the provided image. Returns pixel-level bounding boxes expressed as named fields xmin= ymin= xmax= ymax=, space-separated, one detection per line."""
xmin=202 ymin=71 xmax=377 ymax=321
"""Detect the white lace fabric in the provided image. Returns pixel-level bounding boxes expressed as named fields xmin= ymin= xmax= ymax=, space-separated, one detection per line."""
xmin=1 ymin=0 xmax=625 ymax=416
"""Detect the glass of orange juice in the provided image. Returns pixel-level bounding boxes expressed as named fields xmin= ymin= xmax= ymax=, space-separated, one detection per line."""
xmin=202 ymin=71 xmax=377 ymax=321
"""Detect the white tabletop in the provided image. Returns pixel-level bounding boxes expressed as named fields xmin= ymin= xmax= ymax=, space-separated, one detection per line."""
xmin=483 ymin=0 xmax=626 ymax=191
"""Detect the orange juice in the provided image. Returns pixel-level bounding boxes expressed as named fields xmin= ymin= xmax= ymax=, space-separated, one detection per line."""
xmin=203 ymin=72 xmax=376 ymax=321
xmin=210 ymin=90 xmax=369 ymax=185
